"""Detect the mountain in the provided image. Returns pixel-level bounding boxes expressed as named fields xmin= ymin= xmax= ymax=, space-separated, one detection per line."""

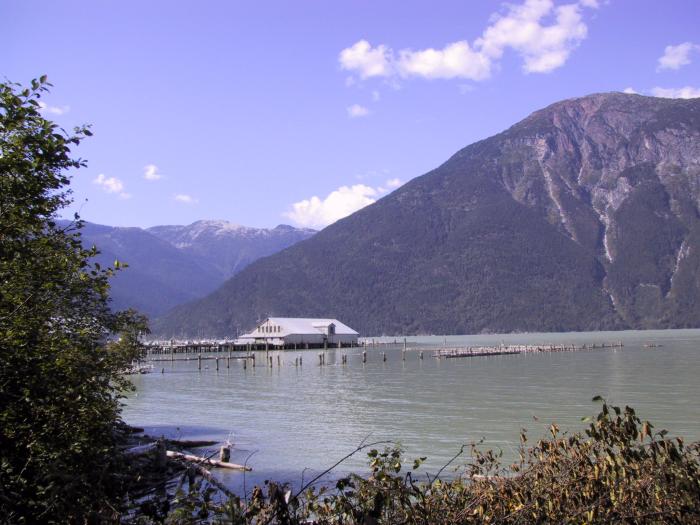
xmin=154 ymin=93 xmax=700 ymax=337
xmin=73 ymin=222 xmax=221 ymax=318
xmin=147 ymin=220 xmax=316 ymax=278
xmin=73 ymin=221 xmax=315 ymax=318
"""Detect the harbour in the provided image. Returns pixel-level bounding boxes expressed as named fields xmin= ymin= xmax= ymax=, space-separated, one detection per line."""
xmin=123 ymin=328 xmax=700 ymax=494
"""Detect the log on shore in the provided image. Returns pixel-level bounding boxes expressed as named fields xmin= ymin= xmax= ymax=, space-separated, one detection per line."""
xmin=166 ymin=450 xmax=252 ymax=471
xmin=124 ymin=442 xmax=159 ymax=456
xmin=185 ymin=462 xmax=237 ymax=498
xmin=137 ymin=435 xmax=219 ymax=448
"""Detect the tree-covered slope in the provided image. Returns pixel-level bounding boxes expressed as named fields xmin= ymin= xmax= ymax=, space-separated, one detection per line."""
xmin=74 ymin=221 xmax=315 ymax=318
xmin=154 ymin=93 xmax=700 ymax=337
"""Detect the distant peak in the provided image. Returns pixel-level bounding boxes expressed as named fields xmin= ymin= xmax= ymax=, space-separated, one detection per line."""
xmin=189 ymin=219 xmax=244 ymax=230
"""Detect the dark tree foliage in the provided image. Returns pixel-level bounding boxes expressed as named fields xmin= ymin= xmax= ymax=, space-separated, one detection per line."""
xmin=0 ymin=78 xmax=146 ymax=523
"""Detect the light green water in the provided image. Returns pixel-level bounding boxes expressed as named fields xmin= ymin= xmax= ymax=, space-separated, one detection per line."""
xmin=123 ymin=329 xmax=700 ymax=493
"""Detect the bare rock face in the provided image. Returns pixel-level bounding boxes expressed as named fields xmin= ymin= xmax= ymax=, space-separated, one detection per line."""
xmin=479 ymin=93 xmax=700 ymax=328
xmin=155 ymin=93 xmax=700 ymax=337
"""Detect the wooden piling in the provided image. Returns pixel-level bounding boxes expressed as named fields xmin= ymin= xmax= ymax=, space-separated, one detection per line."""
xmin=198 ymin=354 xmax=201 ymax=370
xmin=383 ymin=352 xmax=387 ymax=362
xmin=362 ymin=351 xmax=367 ymax=363
xmin=216 ymin=358 xmax=219 ymax=371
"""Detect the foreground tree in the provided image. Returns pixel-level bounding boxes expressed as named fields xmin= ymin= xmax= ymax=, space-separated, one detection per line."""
xmin=0 ymin=77 xmax=145 ymax=523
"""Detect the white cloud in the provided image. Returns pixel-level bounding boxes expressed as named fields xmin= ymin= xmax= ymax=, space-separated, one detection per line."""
xmin=385 ymin=178 xmax=402 ymax=189
xmin=338 ymin=0 xmax=596 ymax=84
xmin=339 ymin=40 xmax=392 ymax=79
xmin=623 ymin=87 xmax=638 ymax=94
xmin=372 ymin=90 xmax=381 ymax=102
xmin=657 ymin=42 xmax=698 ymax=71
xmin=285 ymin=178 xmax=404 ymax=229
xmin=651 ymin=86 xmax=700 ymax=99
xmin=398 ymin=40 xmax=492 ymax=80
xmin=476 ymin=0 xmax=589 ymax=74
xmin=174 ymin=194 xmax=198 ymax=204
xmin=347 ymin=104 xmax=370 ymax=118
xmin=143 ymin=164 xmax=163 ymax=181
xmin=93 ymin=174 xmax=130 ymax=199
xmin=38 ymin=100 xmax=70 ymax=115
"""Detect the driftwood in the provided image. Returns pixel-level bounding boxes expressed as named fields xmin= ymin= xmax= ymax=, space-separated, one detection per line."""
xmin=124 ymin=442 xmax=159 ymax=456
xmin=166 ymin=450 xmax=252 ymax=471
xmin=183 ymin=462 xmax=237 ymax=498
xmin=134 ymin=434 xmax=219 ymax=448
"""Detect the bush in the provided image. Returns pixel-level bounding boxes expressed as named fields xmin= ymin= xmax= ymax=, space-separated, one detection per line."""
xmin=162 ymin=399 xmax=700 ymax=524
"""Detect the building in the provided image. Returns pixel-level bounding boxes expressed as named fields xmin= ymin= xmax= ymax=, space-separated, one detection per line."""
xmin=237 ymin=317 xmax=359 ymax=348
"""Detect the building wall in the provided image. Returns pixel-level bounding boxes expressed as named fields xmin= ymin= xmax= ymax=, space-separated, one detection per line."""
xmin=246 ymin=333 xmax=358 ymax=346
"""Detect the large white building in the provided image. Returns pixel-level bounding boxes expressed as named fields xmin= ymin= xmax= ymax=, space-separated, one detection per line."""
xmin=237 ymin=317 xmax=359 ymax=348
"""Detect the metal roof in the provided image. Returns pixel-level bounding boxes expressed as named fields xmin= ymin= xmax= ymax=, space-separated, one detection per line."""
xmin=244 ymin=317 xmax=359 ymax=337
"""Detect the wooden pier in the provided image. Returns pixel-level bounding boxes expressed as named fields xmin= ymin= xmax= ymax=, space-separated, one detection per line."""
xmin=143 ymin=340 xmax=361 ymax=357
xmin=432 ymin=342 xmax=623 ymax=359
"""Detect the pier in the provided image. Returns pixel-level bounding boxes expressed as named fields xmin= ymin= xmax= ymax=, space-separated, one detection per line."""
xmin=432 ymin=342 xmax=623 ymax=359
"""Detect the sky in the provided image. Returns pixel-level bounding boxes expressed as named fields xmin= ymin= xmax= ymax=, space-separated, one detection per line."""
xmin=3 ymin=0 xmax=700 ymax=229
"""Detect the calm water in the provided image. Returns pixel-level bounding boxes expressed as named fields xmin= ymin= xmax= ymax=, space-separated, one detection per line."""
xmin=123 ymin=329 xmax=700 ymax=493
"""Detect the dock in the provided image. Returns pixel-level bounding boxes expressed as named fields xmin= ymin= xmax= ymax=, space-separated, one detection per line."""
xmin=432 ymin=342 xmax=623 ymax=359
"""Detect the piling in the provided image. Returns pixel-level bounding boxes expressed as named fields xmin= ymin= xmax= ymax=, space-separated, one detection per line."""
xmin=362 ymin=351 xmax=367 ymax=363
xmin=319 ymin=353 xmax=323 ymax=366
xmin=269 ymin=356 xmax=273 ymax=368
xmin=420 ymin=351 xmax=424 ymax=360
xmin=277 ymin=355 xmax=281 ymax=367
xmin=383 ymin=352 xmax=387 ymax=362
xmin=299 ymin=356 xmax=302 ymax=366
xmin=216 ymin=358 xmax=219 ymax=371
xmin=198 ymin=355 xmax=202 ymax=371
xmin=227 ymin=357 xmax=230 ymax=368
xmin=243 ymin=359 xmax=247 ymax=370
xmin=219 ymin=446 xmax=231 ymax=463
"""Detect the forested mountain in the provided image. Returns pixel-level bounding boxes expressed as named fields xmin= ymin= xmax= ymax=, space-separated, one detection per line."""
xmin=154 ymin=93 xmax=700 ymax=337
xmin=73 ymin=221 xmax=315 ymax=317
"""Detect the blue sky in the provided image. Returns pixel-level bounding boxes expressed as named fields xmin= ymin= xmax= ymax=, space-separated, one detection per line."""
xmin=4 ymin=0 xmax=699 ymax=229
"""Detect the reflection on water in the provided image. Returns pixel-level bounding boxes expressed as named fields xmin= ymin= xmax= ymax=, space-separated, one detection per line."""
xmin=123 ymin=329 xmax=700 ymax=492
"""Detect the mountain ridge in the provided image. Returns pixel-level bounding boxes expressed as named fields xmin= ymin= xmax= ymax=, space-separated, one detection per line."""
xmin=153 ymin=92 xmax=700 ymax=337
xmin=72 ymin=220 xmax=316 ymax=317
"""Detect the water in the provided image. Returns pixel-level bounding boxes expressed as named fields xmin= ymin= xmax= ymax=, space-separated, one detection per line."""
xmin=123 ymin=329 xmax=700 ymax=493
